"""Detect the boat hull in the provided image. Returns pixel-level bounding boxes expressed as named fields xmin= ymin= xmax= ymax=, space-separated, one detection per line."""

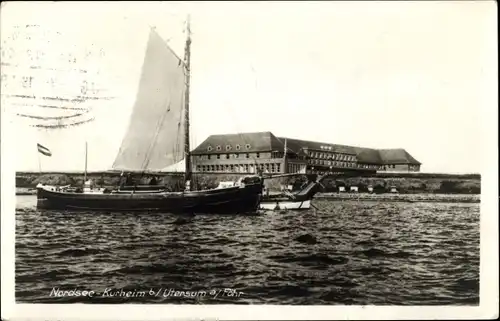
xmin=259 ymin=199 xmax=311 ymax=210
xmin=37 ymin=183 xmax=263 ymax=214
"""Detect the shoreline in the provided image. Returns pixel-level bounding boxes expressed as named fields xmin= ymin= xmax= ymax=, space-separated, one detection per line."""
xmin=16 ymin=171 xmax=481 ymax=195
xmin=16 ymin=188 xmax=480 ymax=203
xmin=315 ymin=192 xmax=480 ymax=203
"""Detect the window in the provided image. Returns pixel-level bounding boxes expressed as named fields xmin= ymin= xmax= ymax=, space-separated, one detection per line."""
xmin=216 ymin=145 xmax=222 ymax=151
xmin=236 ymin=144 xmax=241 ymax=150
xmin=226 ymin=154 xmax=230 ymax=159
xmin=207 ymin=155 xmax=211 ymax=160
xmin=226 ymin=145 xmax=232 ymax=151
xmin=246 ymin=153 xmax=250 ymax=158
xmin=277 ymin=164 xmax=281 ymax=173
xmin=235 ymin=154 xmax=239 ymax=158
xmin=256 ymin=152 xmax=260 ymax=158
xmin=216 ymin=155 xmax=220 ymax=159
xmin=207 ymin=146 xmax=213 ymax=152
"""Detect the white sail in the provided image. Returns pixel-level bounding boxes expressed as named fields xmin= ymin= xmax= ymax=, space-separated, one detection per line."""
xmin=112 ymin=29 xmax=187 ymax=172
xmin=161 ymin=159 xmax=185 ymax=172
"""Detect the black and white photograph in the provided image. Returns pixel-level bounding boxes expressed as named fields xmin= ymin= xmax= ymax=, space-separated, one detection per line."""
xmin=1 ymin=1 xmax=498 ymax=320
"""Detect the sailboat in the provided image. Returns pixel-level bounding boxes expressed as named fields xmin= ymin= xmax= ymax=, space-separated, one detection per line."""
xmin=259 ymin=139 xmax=321 ymax=210
xmin=36 ymin=17 xmax=264 ymax=214
xmin=259 ymin=175 xmax=322 ymax=211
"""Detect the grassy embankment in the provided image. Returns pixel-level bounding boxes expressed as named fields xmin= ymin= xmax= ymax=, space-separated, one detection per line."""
xmin=16 ymin=171 xmax=481 ymax=195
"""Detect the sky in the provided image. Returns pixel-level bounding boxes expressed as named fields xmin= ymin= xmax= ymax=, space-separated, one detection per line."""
xmin=1 ymin=1 xmax=497 ymax=173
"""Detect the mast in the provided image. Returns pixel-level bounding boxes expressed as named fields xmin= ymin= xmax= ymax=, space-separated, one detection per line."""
xmin=183 ymin=15 xmax=192 ymax=187
xmin=283 ymin=138 xmax=287 ymax=174
xmin=84 ymin=141 xmax=88 ymax=182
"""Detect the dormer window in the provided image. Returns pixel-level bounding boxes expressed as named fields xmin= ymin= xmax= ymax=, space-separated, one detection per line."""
xmin=216 ymin=145 xmax=222 ymax=151
xmin=235 ymin=144 xmax=241 ymax=150
xmin=226 ymin=145 xmax=232 ymax=151
xmin=245 ymin=144 xmax=251 ymax=149
xmin=207 ymin=146 xmax=213 ymax=152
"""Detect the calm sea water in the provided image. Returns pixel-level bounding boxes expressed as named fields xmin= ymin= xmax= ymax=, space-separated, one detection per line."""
xmin=15 ymin=195 xmax=479 ymax=305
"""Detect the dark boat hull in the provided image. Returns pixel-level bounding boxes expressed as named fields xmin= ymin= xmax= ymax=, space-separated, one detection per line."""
xmin=37 ymin=183 xmax=263 ymax=214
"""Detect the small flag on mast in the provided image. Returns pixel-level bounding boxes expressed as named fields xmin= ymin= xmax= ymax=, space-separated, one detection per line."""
xmin=37 ymin=143 xmax=52 ymax=157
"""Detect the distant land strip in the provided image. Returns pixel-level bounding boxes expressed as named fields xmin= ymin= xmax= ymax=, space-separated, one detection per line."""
xmin=15 ymin=171 xmax=481 ymax=179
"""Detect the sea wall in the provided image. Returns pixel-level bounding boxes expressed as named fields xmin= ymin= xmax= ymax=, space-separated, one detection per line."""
xmin=16 ymin=171 xmax=481 ymax=194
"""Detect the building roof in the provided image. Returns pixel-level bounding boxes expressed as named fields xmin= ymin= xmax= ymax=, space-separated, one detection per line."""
xmin=378 ymin=149 xmax=421 ymax=165
xmin=191 ymin=131 xmax=285 ymax=155
xmin=191 ymin=131 xmax=421 ymax=165
xmin=353 ymin=147 xmax=383 ymax=164
xmin=279 ymin=137 xmax=356 ymax=154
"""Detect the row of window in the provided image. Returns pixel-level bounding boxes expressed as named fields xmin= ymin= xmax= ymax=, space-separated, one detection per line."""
xmin=288 ymin=163 xmax=306 ymax=173
xmin=207 ymin=144 xmax=251 ymax=152
xmin=308 ymin=151 xmax=356 ymax=162
xmin=195 ymin=163 xmax=282 ymax=173
xmin=310 ymin=159 xmax=358 ymax=168
xmin=194 ymin=154 xmax=418 ymax=171
xmin=196 ymin=152 xmax=308 ymax=161
xmin=197 ymin=153 xmax=263 ymax=160
xmin=310 ymin=159 xmax=380 ymax=170
xmin=379 ymin=164 xmax=420 ymax=171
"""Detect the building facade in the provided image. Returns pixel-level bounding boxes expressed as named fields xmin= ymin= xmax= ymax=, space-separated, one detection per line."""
xmin=191 ymin=131 xmax=421 ymax=174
